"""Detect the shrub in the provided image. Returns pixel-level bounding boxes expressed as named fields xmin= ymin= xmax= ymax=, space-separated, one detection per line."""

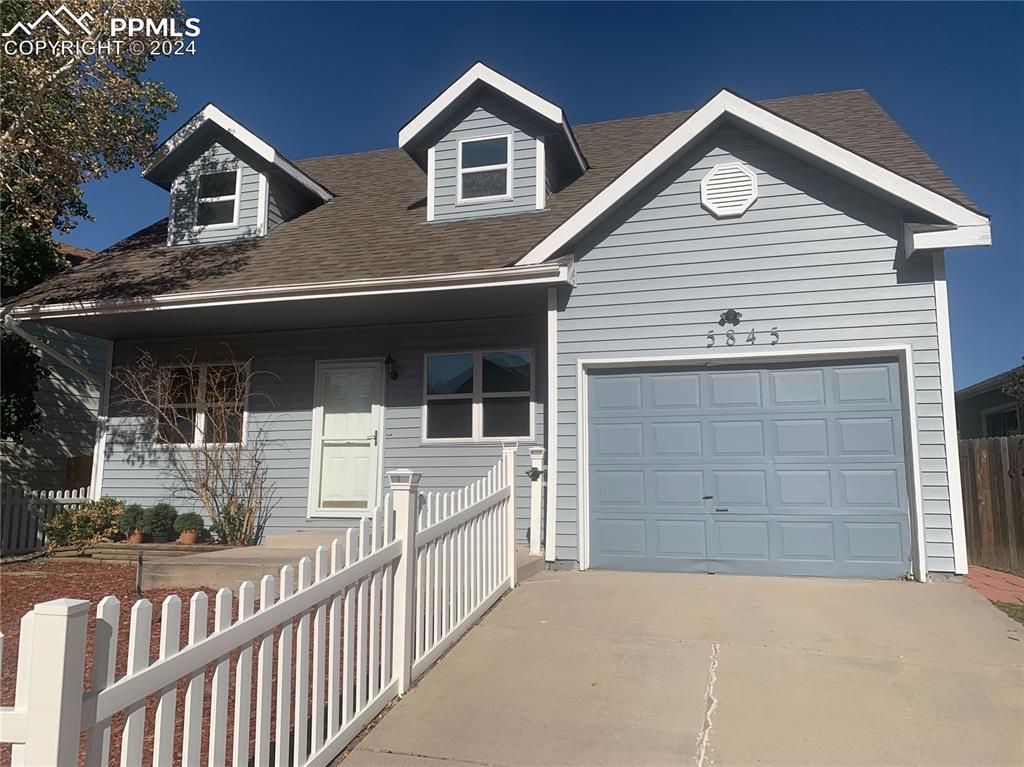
xmin=45 ymin=497 xmax=124 ymax=552
xmin=143 ymin=503 xmax=178 ymax=535
xmin=209 ymin=503 xmax=260 ymax=545
xmin=174 ymin=512 xmax=205 ymax=534
xmin=118 ymin=503 xmax=145 ymax=533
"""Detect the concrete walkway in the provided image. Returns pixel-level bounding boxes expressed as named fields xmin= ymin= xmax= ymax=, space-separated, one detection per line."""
xmin=341 ymin=570 xmax=1024 ymax=767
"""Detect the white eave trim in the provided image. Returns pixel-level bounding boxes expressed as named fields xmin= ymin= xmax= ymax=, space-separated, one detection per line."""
xmin=904 ymin=222 xmax=991 ymax=256
xmin=399 ymin=62 xmax=587 ymax=174
xmin=516 ymin=89 xmax=989 ymax=266
xmin=7 ymin=261 xmax=574 ymax=321
xmin=144 ymin=104 xmax=333 ymax=202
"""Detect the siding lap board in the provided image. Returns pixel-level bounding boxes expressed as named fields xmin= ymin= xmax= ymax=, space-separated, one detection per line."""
xmin=556 ymin=126 xmax=955 ymax=573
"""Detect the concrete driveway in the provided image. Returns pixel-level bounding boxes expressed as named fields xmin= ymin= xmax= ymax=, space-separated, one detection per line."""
xmin=342 ymin=570 xmax=1024 ymax=766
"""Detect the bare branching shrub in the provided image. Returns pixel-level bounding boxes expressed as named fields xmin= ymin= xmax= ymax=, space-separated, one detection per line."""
xmin=113 ymin=349 xmax=276 ymax=545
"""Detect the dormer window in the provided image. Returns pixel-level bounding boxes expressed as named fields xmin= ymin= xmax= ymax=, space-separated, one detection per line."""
xmin=457 ymin=135 xmax=512 ymax=203
xmin=195 ymin=169 xmax=240 ymax=227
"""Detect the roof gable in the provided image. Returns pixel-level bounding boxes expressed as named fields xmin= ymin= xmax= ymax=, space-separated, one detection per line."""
xmin=143 ymin=104 xmax=333 ymax=203
xmin=515 ymin=89 xmax=989 ymax=266
xmin=399 ymin=62 xmax=587 ymax=174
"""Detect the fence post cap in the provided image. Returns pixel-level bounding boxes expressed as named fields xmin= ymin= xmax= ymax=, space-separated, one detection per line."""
xmin=34 ymin=598 xmax=91 ymax=617
xmin=386 ymin=469 xmax=422 ymax=488
xmin=529 ymin=446 xmax=546 ymax=458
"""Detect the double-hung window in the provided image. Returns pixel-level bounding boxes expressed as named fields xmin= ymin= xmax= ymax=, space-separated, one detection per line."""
xmin=195 ymin=169 xmax=240 ymax=228
xmin=156 ymin=364 xmax=247 ymax=446
xmin=424 ymin=350 xmax=533 ymax=441
xmin=457 ymin=135 xmax=512 ymax=203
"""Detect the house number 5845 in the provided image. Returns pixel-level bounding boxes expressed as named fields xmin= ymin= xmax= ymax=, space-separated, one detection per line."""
xmin=706 ymin=327 xmax=780 ymax=348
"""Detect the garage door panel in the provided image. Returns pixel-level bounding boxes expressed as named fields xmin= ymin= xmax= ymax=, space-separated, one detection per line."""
xmin=648 ymin=373 xmax=701 ymax=409
xmin=711 ymin=420 xmax=765 ymax=456
xmin=713 ymin=520 xmax=771 ymax=559
xmin=769 ymin=368 xmax=827 ymax=406
xmin=835 ymin=417 xmax=899 ymax=458
xmin=653 ymin=470 xmax=705 ymax=506
xmin=774 ymin=419 xmax=830 ymax=457
xmin=588 ymin=359 xmax=911 ymax=578
xmin=651 ymin=421 xmax=702 ymax=456
xmin=591 ymin=376 xmax=642 ymax=412
xmin=713 ymin=470 xmax=768 ymax=508
xmin=654 ymin=519 xmax=707 ymax=557
xmin=707 ymin=371 xmax=763 ymax=408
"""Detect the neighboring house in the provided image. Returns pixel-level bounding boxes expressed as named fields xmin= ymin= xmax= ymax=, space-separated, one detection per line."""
xmin=956 ymin=367 xmax=1023 ymax=438
xmin=1 ymin=244 xmax=111 ymax=489
xmin=4 ymin=63 xmax=991 ymax=580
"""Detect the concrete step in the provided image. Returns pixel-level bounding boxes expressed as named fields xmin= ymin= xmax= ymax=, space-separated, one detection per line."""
xmin=144 ymin=542 xmax=547 ymax=593
xmin=260 ymin=530 xmax=353 ymax=549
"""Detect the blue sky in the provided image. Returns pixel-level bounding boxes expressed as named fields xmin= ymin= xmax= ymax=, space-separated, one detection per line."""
xmin=64 ymin=1 xmax=1022 ymax=387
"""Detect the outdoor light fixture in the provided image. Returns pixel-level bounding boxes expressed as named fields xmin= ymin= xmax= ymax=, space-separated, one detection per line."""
xmin=718 ymin=309 xmax=742 ymax=327
xmin=384 ymin=354 xmax=399 ymax=381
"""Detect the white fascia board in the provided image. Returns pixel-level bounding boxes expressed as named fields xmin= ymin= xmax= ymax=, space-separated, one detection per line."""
xmin=7 ymin=262 xmax=573 ymax=321
xmin=905 ymin=223 xmax=992 ymax=255
xmin=517 ymin=90 xmax=989 ymax=266
xmin=144 ymin=104 xmax=333 ymax=202
xmin=399 ymin=63 xmax=586 ymax=173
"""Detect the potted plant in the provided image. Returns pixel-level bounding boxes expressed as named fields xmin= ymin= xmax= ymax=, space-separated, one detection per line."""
xmin=119 ymin=504 xmax=146 ymax=544
xmin=144 ymin=503 xmax=178 ymax=543
xmin=174 ymin=512 xmax=206 ymax=545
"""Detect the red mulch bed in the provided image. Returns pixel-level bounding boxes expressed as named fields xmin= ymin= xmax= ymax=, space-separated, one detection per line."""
xmin=0 ymin=557 xmax=298 ymax=766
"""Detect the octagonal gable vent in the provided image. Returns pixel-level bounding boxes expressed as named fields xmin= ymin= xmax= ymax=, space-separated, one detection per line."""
xmin=700 ymin=162 xmax=758 ymax=218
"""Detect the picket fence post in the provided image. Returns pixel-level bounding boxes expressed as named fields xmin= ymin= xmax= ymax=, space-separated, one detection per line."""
xmin=388 ymin=469 xmax=421 ymax=695
xmin=502 ymin=443 xmax=519 ymax=589
xmin=528 ymin=447 xmax=545 ymax=557
xmin=23 ymin=598 xmax=90 ymax=765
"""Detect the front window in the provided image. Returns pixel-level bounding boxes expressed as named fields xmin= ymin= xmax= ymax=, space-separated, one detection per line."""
xmin=457 ymin=135 xmax=511 ymax=202
xmin=195 ymin=169 xmax=239 ymax=227
xmin=425 ymin=350 xmax=532 ymax=440
xmin=156 ymin=363 xmax=247 ymax=446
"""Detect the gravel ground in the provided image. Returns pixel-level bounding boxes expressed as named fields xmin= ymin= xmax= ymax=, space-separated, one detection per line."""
xmin=0 ymin=557 xmax=226 ymax=766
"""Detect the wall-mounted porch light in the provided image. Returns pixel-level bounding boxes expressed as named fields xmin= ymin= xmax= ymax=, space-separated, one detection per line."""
xmin=384 ymin=354 xmax=400 ymax=381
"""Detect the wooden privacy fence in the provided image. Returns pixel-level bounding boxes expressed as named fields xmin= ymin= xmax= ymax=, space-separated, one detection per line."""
xmin=0 ymin=445 xmax=518 ymax=766
xmin=959 ymin=436 xmax=1024 ymax=573
xmin=1 ymin=485 xmax=92 ymax=557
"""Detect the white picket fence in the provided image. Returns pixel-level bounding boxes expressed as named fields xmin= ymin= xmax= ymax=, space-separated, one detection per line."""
xmin=0 ymin=446 xmax=518 ymax=766
xmin=0 ymin=485 xmax=92 ymax=557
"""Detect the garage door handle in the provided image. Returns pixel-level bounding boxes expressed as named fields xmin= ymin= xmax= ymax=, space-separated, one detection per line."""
xmin=702 ymin=495 xmax=714 ymax=500
xmin=715 ymin=507 xmax=729 ymax=513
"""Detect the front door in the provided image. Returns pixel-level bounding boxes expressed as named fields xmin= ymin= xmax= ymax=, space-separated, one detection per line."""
xmin=309 ymin=362 xmax=383 ymax=516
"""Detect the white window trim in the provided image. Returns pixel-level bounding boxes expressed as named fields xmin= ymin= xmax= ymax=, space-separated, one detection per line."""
xmin=980 ymin=403 xmax=1021 ymax=437
xmin=456 ymin=134 xmax=513 ymax=205
xmin=156 ymin=362 xmax=249 ymax=448
xmin=192 ymin=167 xmax=242 ymax=233
xmin=422 ymin=348 xmax=535 ymax=444
xmin=306 ymin=359 xmax=386 ymax=518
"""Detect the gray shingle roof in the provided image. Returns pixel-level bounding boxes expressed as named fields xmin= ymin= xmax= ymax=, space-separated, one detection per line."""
xmin=10 ymin=89 xmax=982 ymax=309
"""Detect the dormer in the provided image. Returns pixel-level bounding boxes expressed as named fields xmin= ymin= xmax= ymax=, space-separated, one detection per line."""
xmin=142 ymin=104 xmax=333 ymax=246
xmin=399 ymin=63 xmax=587 ymax=223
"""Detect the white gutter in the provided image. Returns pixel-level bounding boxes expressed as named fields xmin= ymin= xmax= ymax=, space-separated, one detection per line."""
xmin=903 ymin=222 xmax=992 ymax=256
xmin=6 ymin=261 xmax=574 ymax=322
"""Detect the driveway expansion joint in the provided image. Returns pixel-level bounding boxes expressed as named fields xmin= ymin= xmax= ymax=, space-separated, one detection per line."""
xmin=695 ymin=642 xmax=720 ymax=767
xmin=356 ymin=747 xmax=513 ymax=766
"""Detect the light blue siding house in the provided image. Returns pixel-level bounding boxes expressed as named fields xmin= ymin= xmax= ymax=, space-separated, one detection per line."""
xmin=6 ymin=63 xmax=990 ymax=581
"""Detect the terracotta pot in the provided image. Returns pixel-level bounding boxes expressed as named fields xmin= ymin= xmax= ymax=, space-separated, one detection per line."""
xmin=178 ymin=529 xmax=200 ymax=545
xmin=126 ymin=529 xmax=144 ymax=545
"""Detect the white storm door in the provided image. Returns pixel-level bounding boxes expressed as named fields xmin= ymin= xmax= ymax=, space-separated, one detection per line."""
xmin=310 ymin=362 xmax=383 ymax=516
